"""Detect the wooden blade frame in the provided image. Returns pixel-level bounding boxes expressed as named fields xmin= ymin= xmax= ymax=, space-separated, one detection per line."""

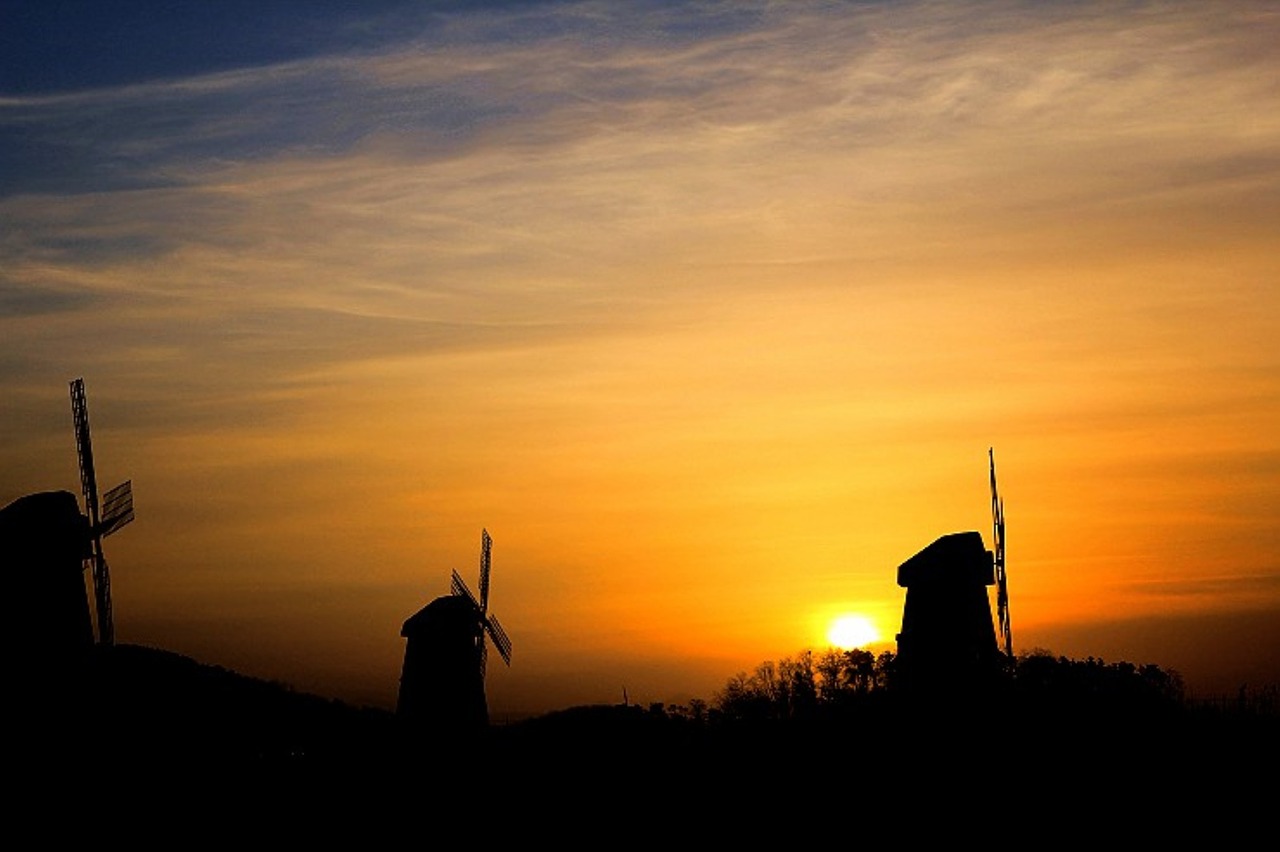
xmin=449 ymin=528 xmax=513 ymax=678
xmin=72 ymin=377 xmax=114 ymax=647
xmin=486 ymin=614 xmax=512 ymax=666
xmin=450 ymin=569 xmax=476 ymax=606
xmin=99 ymin=479 xmax=134 ymax=538
xmin=478 ymin=528 xmax=492 ymax=614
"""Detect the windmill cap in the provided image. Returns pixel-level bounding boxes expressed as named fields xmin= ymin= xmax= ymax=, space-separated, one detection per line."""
xmin=897 ymin=530 xmax=994 ymax=589
xmin=400 ymin=593 xmax=481 ymax=638
xmin=0 ymin=490 xmax=92 ymax=565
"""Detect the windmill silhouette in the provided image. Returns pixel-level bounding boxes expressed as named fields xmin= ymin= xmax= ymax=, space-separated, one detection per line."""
xmin=70 ymin=377 xmax=134 ymax=647
xmin=397 ymin=528 xmax=512 ymax=730
xmin=893 ymin=451 xmax=1008 ymax=692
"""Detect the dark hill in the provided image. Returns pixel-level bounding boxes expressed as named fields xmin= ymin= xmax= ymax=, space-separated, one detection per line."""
xmin=8 ymin=643 xmax=1275 ymax=831
xmin=14 ymin=644 xmax=400 ymax=770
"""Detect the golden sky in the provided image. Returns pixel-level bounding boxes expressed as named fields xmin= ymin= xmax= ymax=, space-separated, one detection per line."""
xmin=2 ymin=1 xmax=1278 ymax=716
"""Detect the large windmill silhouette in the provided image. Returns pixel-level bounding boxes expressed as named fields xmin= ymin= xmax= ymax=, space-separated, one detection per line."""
xmin=893 ymin=450 xmax=1009 ymax=692
xmin=397 ymin=528 xmax=512 ymax=730
xmin=70 ymin=377 xmax=134 ymax=647
xmin=0 ymin=378 xmax=133 ymax=677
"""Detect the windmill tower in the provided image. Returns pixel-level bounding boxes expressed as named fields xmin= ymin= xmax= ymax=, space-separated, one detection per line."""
xmin=0 ymin=490 xmax=95 ymax=671
xmin=70 ymin=377 xmax=134 ymax=647
xmin=397 ymin=528 xmax=512 ymax=731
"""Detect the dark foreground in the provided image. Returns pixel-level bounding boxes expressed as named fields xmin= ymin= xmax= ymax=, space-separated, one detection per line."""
xmin=9 ymin=645 xmax=1275 ymax=838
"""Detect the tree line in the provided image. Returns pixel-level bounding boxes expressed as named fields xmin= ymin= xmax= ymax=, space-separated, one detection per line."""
xmin=643 ymin=646 xmax=1277 ymax=727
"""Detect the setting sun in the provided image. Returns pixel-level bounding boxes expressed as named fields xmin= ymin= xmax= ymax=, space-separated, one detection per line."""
xmin=828 ymin=615 xmax=881 ymax=651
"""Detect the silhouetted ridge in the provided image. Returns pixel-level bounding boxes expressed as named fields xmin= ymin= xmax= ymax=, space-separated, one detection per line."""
xmin=8 ymin=639 xmax=1274 ymax=825
xmin=15 ymin=643 xmax=399 ymax=774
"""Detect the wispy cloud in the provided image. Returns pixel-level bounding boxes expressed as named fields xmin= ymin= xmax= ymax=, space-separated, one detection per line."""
xmin=3 ymin=1 xmax=1276 ymax=407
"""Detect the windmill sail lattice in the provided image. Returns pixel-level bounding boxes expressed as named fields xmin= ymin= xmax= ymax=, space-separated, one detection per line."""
xmin=450 ymin=528 xmax=512 ymax=680
xmin=70 ymin=378 xmax=133 ymax=647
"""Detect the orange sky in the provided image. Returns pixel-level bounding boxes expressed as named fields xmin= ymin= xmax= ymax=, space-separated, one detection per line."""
xmin=2 ymin=1 xmax=1278 ymax=717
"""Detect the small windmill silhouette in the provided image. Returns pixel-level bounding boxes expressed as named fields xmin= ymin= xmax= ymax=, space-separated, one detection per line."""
xmin=397 ymin=528 xmax=512 ymax=729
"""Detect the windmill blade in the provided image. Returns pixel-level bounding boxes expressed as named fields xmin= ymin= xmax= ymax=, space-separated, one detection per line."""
xmin=450 ymin=569 xmax=478 ymax=608
xmin=989 ymin=448 xmax=1012 ymax=658
xmin=70 ymin=378 xmax=100 ymax=527
xmin=72 ymin=377 xmax=118 ymax=646
xmin=478 ymin=528 xmax=492 ymax=614
xmin=92 ymin=552 xmax=115 ymax=647
xmin=989 ymin=448 xmax=1000 ymax=538
xmin=485 ymin=614 xmax=512 ymax=666
xmin=996 ymin=496 xmax=1010 ymax=643
xmin=99 ymin=479 xmax=134 ymax=538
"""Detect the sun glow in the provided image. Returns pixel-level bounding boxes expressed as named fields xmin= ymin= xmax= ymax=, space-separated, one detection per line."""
xmin=827 ymin=615 xmax=880 ymax=651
